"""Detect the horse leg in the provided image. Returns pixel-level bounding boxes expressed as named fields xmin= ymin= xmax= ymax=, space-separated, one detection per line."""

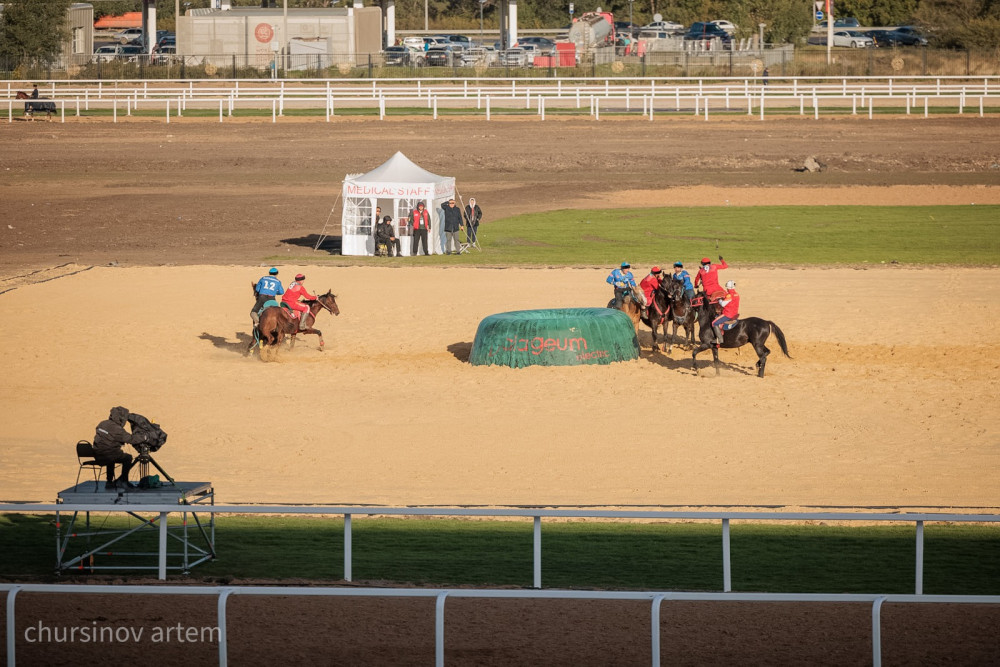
xmin=756 ymin=345 xmax=771 ymax=378
xmin=713 ymin=345 xmax=721 ymax=376
xmin=692 ymin=342 xmax=711 ymax=375
xmin=299 ymin=327 xmax=324 ymax=351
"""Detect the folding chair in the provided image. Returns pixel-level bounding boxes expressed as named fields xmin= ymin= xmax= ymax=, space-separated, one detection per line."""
xmin=75 ymin=440 xmax=105 ymax=492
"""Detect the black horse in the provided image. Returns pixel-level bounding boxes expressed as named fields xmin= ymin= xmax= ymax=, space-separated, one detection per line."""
xmin=639 ymin=279 xmax=673 ymax=351
xmin=664 ymin=278 xmax=697 ymax=353
xmin=691 ymin=297 xmax=790 ymax=377
xmin=16 ymin=91 xmax=56 ymax=119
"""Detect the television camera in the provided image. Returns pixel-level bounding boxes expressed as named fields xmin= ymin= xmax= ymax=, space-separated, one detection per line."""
xmin=127 ymin=413 xmax=175 ymax=485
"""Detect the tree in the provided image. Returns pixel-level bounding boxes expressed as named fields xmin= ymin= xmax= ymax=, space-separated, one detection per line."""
xmin=914 ymin=0 xmax=1000 ymax=48
xmin=0 ymin=0 xmax=73 ymax=66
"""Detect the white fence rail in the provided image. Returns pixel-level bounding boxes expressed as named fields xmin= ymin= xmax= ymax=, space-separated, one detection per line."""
xmin=2 ymin=503 xmax=997 ymax=588
xmin=2 ymin=583 xmax=998 ymax=667
xmin=4 ymin=76 xmax=999 ymax=122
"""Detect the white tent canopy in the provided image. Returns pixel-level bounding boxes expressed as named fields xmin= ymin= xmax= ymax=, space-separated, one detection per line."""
xmin=339 ymin=152 xmax=456 ymax=256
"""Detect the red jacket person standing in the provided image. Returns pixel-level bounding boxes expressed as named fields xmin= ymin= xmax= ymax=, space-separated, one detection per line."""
xmin=410 ymin=201 xmax=431 ymax=256
xmin=711 ymin=280 xmax=740 ymax=345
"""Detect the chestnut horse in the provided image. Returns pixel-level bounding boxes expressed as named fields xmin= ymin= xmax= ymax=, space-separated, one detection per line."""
xmin=248 ymin=291 xmax=340 ymax=359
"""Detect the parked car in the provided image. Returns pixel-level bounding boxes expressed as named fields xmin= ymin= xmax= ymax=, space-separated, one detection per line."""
xmin=498 ymin=47 xmax=530 ymax=67
xmin=832 ymin=30 xmax=874 ymax=48
xmin=424 ymin=46 xmax=457 ymax=66
xmin=114 ymin=27 xmax=144 ymax=44
xmin=818 ymin=18 xmax=861 ymax=28
xmin=93 ymin=45 xmax=122 ymax=63
xmin=156 ymin=32 xmax=175 ymax=48
xmin=709 ymin=20 xmax=737 ymax=33
xmin=614 ymin=21 xmax=640 ymax=37
xmin=117 ymin=45 xmax=146 ymax=61
xmin=886 ymin=26 xmax=928 ymax=46
xmin=515 ymin=36 xmax=555 ymax=51
xmin=684 ymin=22 xmax=733 ymax=47
xmin=153 ymin=36 xmax=175 ymax=53
xmin=644 ymin=20 xmax=684 ymax=33
xmin=435 ymin=34 xmax=472 ymax=49
xmin=402 ymin=36 xmax=424 ymax=50
xmin=153 ymin=45 xmax=178 ymax=65
xmin=383 ymin=46 xmax=411 ymax=66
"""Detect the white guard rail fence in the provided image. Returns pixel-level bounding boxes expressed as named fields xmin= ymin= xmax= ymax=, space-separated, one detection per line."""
xmin=4 ymin=76 xmax=999 ymax=123
xmin=2 ymin=583 xmax=999 ymax=667
xmin=1 ymin=503 xmax=997 ymax=587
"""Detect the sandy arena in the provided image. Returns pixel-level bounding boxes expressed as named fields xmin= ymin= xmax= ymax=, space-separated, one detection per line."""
xmin=0 ymin=115 xmax=998 ymax=664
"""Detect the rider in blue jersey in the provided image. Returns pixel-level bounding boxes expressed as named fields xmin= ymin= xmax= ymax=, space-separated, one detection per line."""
xmin=671 ymin=261 xmax=695 ymax=299
xmin=606 ymin=261 xmax=637 ymax=310
xmin=251 ymin=267 xmax=285 ymax=324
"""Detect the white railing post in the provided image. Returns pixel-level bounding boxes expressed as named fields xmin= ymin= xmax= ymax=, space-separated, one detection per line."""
xmin=6 ymin=585 xmax=19 ymax=667
xmin=872 ymin=596 xmax=887 ymax=667
xmin=722 ymin=518 xmax=732 ymax=592
xmin=158 ymin=511 xmax=169 ymax=580
xmin=915 ymin=521 xmax=924 ymax=595
xmin=217 ymin=587 xmax=234 ymax=667
xmin=344 ymin=514 xmax=352 ymax=582
xmin=435 ymin=591 xmax=449 ymax=667
xmin=60 ymin=101 xmax=65 ymax=123
xmin=533 ymin=516 xmax=542 ymax=589
xmin=651 ymin=593 xmax=666 ymax=667
xmin=166 ymin=99 xmax=170 ymax=124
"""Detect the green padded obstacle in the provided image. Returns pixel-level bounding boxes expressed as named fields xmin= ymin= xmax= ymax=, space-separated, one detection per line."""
xmin=469 ymin=308 xmax=640 ymax=367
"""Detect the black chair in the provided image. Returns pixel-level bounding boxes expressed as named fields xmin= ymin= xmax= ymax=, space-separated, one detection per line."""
xmin=75 ymin=440 xmax=105 ymax=491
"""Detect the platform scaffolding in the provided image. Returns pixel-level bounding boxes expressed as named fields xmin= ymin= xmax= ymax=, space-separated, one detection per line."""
xmin=55 ymin=481 xmax=216 ymax=575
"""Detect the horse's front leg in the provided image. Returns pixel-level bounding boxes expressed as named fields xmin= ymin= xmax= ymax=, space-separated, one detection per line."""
xmin=713 ymin=345 xmax=721 ymax=376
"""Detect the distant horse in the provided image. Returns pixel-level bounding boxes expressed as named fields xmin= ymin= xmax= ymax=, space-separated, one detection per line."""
xmin=248 ymin=291 xmax=340 ymax=359
xmin=691 ymin=297 xmax=790 ymax=377
xmin=16 ymin=91 xmax=56 ymax=119
xmin=664 ymin=279 xmax=697 ymax=353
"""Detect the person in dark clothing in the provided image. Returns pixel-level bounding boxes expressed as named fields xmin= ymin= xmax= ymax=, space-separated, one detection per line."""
xmin=30 ymin=84 xmax=39 ymax=99
xmin=93 ymin=406 xmax=147 ymax=489
xmin=375 ymin=215 xmax=401 ymax=256
xmin=410 ymin=201 xmax=431 ymax=256
xmin=442 ymin=198 xmax=464 ymax=254
xmin=464 ymin=197 xmax=482 ymax=245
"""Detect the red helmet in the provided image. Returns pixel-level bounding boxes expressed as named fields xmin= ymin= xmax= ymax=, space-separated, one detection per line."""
xmin=701 ymin=257 xmax=711 ymax=265
xmin=295 ymin=273 xmax=306 ymax=281
xmin=651 ymin=266 xmax=661 ymax=274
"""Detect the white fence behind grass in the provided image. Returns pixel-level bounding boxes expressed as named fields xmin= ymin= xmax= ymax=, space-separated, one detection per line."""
xmin=4 ymin=76 xmax=1000 ymax=122
xmin=2 ymin=583 xmax=999 ymax=667
xmin=3 ymin=503 xmax=998 ymax=588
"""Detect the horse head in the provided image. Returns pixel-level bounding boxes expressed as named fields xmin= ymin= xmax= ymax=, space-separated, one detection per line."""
xmin=318 ymin=290 xmax=340 ymax=316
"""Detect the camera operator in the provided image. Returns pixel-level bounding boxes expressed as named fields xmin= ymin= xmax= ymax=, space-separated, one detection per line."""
xmin=93 ymin=406 xmax=148 ymax=490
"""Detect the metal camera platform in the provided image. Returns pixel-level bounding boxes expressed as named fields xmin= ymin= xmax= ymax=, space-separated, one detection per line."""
xmin=55 ymin=481 xmax=216 ymax=576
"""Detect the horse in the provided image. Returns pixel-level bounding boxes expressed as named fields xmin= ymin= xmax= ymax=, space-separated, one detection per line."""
xmin=248 ymin=291 xmax=340 ymax=359
xmin=640 ymin=279 xmax=673 ymax=352
xmin=663 ymin=278 xmax=697 ymax=353
xmin=691 ymin=297 xmax=791 ymax=377
xmin=16 ymin=91 xmax=56 ymax=120
xmin=607 ymin=286 xmax=644 ymax=336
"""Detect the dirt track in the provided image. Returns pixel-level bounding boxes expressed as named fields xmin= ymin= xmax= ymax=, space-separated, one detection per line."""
xmin=1 ymin=115 xmax=998 ymax=664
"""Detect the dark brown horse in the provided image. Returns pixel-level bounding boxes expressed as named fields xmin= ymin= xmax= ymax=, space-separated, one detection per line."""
xmin=664 ymin=278 xmax=697 ymax=353
xmin=248 ymin=291 xmax=340 ymax=359
xmin=691 ymin=298 xmax=790 ymax=377
xmin=16 ymin=91 xmax=56 ymax=119
xmin=639 ymin=278 xmax=672 ymax=352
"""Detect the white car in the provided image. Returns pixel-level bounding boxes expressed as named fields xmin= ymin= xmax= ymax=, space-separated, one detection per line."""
xmin=114 ymin=28 xmax=145 ymax=44
xmin=833 ymin=30 xmax=874 ymax=48
xmin=709 ymin=20 xmax=737 ymax=34
xmin=643 ymin=20 xmax=684 ymax=33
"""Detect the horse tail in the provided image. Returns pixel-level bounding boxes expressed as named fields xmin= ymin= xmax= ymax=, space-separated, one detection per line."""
xmin=768 ymin=321 xmax=791 ymax=358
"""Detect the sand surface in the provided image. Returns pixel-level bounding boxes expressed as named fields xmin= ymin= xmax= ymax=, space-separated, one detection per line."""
xmin=1 ymin=264 xmax=997 ymax=509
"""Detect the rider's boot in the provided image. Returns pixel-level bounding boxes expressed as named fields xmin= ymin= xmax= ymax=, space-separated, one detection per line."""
xmin=713 ymin=325 xmax=724 ymax=345
xmin=250 ymin=310 xmax=260 ymax=326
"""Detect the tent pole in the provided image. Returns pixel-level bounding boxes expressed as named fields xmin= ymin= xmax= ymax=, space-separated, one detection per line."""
xmin=314 ymin=192 xmax=343 ymax=251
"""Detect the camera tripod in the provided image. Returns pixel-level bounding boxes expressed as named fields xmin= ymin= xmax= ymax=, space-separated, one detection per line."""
xmin=134 ymin=443 xmax=176 ymax=486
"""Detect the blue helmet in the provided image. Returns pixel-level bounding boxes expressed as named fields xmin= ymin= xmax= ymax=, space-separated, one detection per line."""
xmin=620 ymin=261 xmax=630 ymax=269
xmin=268 ymin=267 xmax=278 ymax=275
xmin=673 ymin=261 xmax=683 ymax=268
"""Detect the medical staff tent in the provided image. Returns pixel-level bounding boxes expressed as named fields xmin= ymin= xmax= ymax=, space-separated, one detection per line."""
xmin=335 ymin=152 xmax=456 ymax=256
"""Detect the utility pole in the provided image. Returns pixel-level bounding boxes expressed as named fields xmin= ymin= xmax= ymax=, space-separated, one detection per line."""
xmin=424 ymin=0 xmax=428 ymax=32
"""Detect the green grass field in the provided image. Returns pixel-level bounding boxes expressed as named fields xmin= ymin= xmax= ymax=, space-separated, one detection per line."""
xmin=290 ymin=205 xmax=1000 ymax=267
xmin=3 ymin=514 xmax=997 ymax=593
